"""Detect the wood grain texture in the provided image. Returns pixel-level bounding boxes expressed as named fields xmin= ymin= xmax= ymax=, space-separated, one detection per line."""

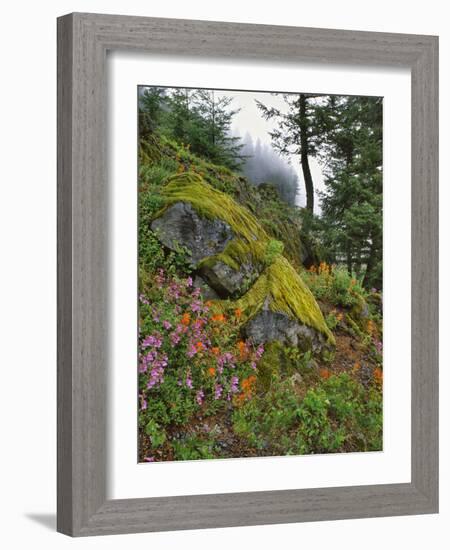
xmin=57 ymin=12 xmax=439 ymax=536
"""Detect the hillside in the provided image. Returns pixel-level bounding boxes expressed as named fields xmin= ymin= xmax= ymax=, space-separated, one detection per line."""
xmin=138 ymin=134 xmax=383 ymax=461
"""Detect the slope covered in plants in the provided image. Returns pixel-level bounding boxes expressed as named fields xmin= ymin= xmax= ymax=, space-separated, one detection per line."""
xmin=138 ymin=133 xmax=383 ymax=462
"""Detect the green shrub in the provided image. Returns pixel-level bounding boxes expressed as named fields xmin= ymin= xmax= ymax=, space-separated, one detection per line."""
xmin=300 ymin=263 xmax=367 ymax=309
xmin=172 ymin=435 xmax=216 ymax=461
xmin=232 ymin=373 xmax=382 ymax=455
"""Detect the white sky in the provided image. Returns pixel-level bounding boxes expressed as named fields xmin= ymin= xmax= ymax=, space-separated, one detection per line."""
xmin=216 ymin=89 xmax=325 ymax=213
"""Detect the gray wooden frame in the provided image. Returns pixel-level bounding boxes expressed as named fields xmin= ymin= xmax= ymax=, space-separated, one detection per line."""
xmin=57 ymin=12 xmax=439 ymax=537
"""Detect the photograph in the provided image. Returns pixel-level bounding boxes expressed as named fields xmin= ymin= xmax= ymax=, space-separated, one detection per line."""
xmin=138 ymin=86 xmax=384 ymax=462
xmin=0 ymin=1 xmax=442 ymax=543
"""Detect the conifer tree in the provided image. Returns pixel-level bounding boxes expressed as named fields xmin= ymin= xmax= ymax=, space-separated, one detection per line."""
xmin=319 ymin=96 xmax=383 ymax=288
xmin=256 ymin=93 xmax=322 ymax=212
xmin=192 ymin=89 xmax=243 ymax=169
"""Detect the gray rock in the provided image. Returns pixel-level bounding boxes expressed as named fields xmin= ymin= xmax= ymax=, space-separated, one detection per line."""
xmin=243 ymin=304 xmax=326 ymax=353
xmin=199 ymin=259 xmax=259 ymax=298
xmin=193 ymin=276 xmax=220 ymax=301
xmin=151 ymin=202 xmax=234 ymax=267
xmin=151 ymin=199 xmax=330 ymax=356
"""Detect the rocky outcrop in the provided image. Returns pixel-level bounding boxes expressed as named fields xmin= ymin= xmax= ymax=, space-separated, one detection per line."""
xmin=151 ymin=202 xmax=234 ymax=267
xmin=151 ymin=172 xmax=335 ymax=352
xmin=244 ymin=306 xmax=327 ymax=353
xmin=199 ymin=258 xmax=259 ymax=298
xmin=193 ymin=275 xmax=220 ymax=301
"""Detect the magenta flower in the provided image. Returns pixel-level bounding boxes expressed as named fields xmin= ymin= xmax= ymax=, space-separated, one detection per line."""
xmin=142 ymin=334 xmax=162 ymax=349
xmin=162 ymin=320 xmax=172 ymax=330
xmin=217 ymin=352 xmax=234 ymax=368
xmin=139 ymin=361 xmax=148 ymax=374
xmin=255 ymin=344 xmax=265 ymax=359
xmin=170 ymin=331 xmax=181 ymax=346
xmin=196 ymin=389 xmax=205 ymax=405
xmin=145 ymin=352 xmax=167 ymax=388
xmin=230 ymin=376 xmax=239 ymax=393
xmin=186 ymin=343 xmax=197 ymax=358
xmin=140 ymin=396 xmax=147 ymax=410
xmin=214 ymin=384 xmax=223 ymax=400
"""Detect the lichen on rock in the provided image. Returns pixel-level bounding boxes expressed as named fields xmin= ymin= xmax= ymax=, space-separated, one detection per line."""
xmin=151 ymin=171 xmax=335 ymax=350
xmin=151 ymin=201 xmax=234 ymax=267
xmin=225 ymin=256 xmax=335 ymax=347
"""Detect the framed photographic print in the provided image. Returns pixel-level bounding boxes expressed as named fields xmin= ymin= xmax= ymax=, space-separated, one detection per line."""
xmin=57 ymin=13 xmax=438 ymax=536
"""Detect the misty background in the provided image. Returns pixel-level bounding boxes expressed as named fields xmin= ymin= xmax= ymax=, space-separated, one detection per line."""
xmin=227 ymin=90 xmax=325 ymax=213
xmin=138 ymin=86 xmax=325 ymax=213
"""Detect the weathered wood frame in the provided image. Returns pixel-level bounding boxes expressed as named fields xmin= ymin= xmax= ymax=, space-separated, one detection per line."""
xmin=57 ymin=12 xmax=439 ymax=536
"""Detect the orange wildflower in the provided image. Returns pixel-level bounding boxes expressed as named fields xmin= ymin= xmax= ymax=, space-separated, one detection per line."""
xmin=181 ymin=312 xmax=191 ymax=326
xmin=319 ymin=368 xmax=331 ymax=380
xmin=207 ymin=367 xmax=216 ymax=377
xmin=237 ymin=340 xmax=247 ymax=358
xmin=235 ymin=308 xmax=242 ymax=319
xmin=367 ymin=319 xmax=376 ymax=335
xmin=241 ymin=375 xmax=257 ymax=392
xmin=319 ymin=261 xmax=330 ymax=275
xmin=205 ymin=300 xmax=213 ymax=308
xmin=196 ymin=341 xmax=204 ymax=351
xmin=234 ymin=392 xmax=247 ymax=406
xmin=211 ymin=313 xmax=225 ymax=323
xmin=352 ymin=362 xmax=361 ymax=373
xmin=211 ymin=347 xmax=220 ymax=356
xmin=373 ymin=367 xmax=383 ymax=385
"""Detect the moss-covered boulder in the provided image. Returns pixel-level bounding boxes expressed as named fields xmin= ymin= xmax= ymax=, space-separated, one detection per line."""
xmin=151 ymin=202 xmax=234 ymax=267
xmin=232 ymin=256 xmax=335 ymax=351
xmin=151 ymin=171 xmax=268 ymax=297
xmin=151 ymin=172 xmax=335 ymax=352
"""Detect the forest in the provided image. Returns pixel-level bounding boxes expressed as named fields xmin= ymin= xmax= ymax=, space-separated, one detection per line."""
xmin=138 ymin=86 xmax=383 ymax=462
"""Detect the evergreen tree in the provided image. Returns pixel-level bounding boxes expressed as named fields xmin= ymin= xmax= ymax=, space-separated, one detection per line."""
xmin=256 ymin=93 xmax=323 ymax=212
xmin=138 ymin=87 xmax=168 ymax=138
xmin=192 ymin=89 xmax=243 ymax=169
xmin=319 ymin=96 xmax=383 ymax=289
xmin=165 ymin=88 xmax=195 ymax=145
xmin=139 ymin=87 xmax=243 ymax=170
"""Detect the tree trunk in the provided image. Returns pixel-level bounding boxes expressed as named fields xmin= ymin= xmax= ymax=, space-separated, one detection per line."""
xmin=363 ymin=237 xmax=378 ymax=288
xmin=299 ymin=94 xmax=314 ymax=212
xmin=346 ymin=247 xmax=352 ymax=275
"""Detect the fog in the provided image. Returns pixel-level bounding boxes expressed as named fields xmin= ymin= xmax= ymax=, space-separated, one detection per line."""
xmin=216 ymin=89 xmax=325 ymax=214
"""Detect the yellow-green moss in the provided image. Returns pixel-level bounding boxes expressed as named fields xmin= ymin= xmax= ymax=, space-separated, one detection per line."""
xmin=157 ymin=172 xmax=334 ymax=345
xmin=225 ymin=256 xmax=335 ymax=344
xmin=158 ymin=172 xmax=272 ymax=271
xmin=160 ymin=172 xmax=268 ymax=241
xmin=140 ymin=135 xmax=309 ymax=266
